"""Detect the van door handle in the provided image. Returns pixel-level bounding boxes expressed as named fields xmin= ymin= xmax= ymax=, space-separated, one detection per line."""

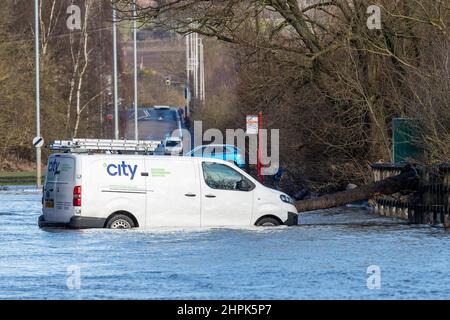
xmin=185 ymin=193 xmax=197 ymax=197
xmin=205 ymin=194 xmax=216 ymax=198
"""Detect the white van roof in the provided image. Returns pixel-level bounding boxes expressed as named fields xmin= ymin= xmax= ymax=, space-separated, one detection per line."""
xmin=75 ymin=154 xmax=196 ymax=161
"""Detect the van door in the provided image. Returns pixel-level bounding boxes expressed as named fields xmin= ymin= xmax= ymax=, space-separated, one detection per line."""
xmin=43 ymin=155 xmax=76 ymax=223
xmin=200 ymin=161 xmax=254 ymax=226
xmin=145 ymin=159 xmax=200 ymax=227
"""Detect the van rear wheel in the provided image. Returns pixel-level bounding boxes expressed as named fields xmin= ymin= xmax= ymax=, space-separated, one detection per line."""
xmin=256 ymin=217 xmax=281 ymax=227
xmin=107 ymin=214 xmax=135 ymax=229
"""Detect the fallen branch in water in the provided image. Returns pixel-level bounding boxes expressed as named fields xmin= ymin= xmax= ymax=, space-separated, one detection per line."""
xmin=295 ymin=166 xmax=419 ymax=213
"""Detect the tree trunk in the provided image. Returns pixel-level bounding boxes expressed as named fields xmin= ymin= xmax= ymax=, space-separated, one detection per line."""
xmin=295 ymin=166 xmax=419 ymax=213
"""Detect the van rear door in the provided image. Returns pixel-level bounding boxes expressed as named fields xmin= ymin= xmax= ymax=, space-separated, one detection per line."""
xmin=43 ymin=155 xmax=76 ymax=223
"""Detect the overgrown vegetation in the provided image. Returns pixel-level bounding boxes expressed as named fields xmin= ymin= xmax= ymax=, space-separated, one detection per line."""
xmin=1 ymin=0 xmax=448 ymax=194
xmin=1 ymin=0 xmax=115 ymax=169
xmin=117 ymin=0 xmax=449 ymax=193
xmin=0 ymin=0 xmax=186 ymax=171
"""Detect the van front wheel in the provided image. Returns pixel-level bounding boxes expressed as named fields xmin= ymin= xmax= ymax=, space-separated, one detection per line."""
xmin=255 ymin=217 xmax=281 ymax=227
xmin=107 ymin=214 xmax=135 ymax=229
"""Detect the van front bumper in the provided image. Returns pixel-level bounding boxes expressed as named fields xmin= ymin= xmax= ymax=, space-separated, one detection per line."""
xmin=284 ymin=212 xmax=299 ymax=226
xmin=38 ymin=215 xmax=106 ymax=229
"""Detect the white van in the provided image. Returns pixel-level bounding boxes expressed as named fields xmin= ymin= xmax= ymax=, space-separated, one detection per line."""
xmin=39 ymin=153 xmax=298 ymax=229
xmin=164 ymin=136 xmax=183 ymax=156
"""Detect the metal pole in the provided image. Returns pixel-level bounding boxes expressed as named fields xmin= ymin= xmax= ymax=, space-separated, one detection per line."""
xmin=199 ymin=38 xmax=205 ymax=102
xmin=190 ymin=33 xmax=195 ymax=98
xmin=186 ymin=33 xmax=190 ymax=85
xmin=34 ymin=0 xmax=42 ymax=188
xmin=186 ymin=86 xmax=190 ymax=117
xmin=194 ymin=33 xmax=198 ymax=98
xmin=258 ymin=111 xmax=263 ymax=183
xmin=112 ymin=2 xmax=119 ymax=139
xmin=133 ymin=1 xmax=138 ymax=140
xmin=185 ymin=33 xmax=191 ymax=117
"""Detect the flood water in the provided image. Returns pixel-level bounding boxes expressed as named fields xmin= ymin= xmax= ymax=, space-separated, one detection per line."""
xmin=1 ymin=186 xmax=450 ymax=299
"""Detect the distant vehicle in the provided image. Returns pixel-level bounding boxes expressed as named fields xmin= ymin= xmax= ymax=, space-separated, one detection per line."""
xmin=153 ymin=105 xmax=171 ymax=110
xmin=38 ymin=140 xmax=298 ymax=229
xmin=164 ymin=136 xmax=183 ymax=156
xmin=185 ymin=144 xmax=246 ymax=169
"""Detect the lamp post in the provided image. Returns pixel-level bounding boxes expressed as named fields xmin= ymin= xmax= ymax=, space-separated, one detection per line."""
xmin=112 ymin=2 xmax=119 ymax=139
xmin=133 ymin=0 xmax=139 ymax=141
xmin=34 ymin=0 xmax=42 ymax=187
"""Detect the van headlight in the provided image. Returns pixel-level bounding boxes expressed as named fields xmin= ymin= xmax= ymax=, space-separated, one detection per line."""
xmin=280 ymin=194 xmax=294 ymax=205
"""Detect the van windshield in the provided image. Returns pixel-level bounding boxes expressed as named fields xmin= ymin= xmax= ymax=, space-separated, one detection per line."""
xmin=46 ymin=157 xmax=75 ymax=183
xmin=166 ymin=141 xmax=180 ymax=147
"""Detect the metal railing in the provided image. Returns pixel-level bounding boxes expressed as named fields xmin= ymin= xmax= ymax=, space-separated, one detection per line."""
xmin=49 ymin=139 xmax=162 ymax=154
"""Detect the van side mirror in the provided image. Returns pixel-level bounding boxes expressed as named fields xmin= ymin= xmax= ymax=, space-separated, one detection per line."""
xmin=237 ymin=179 xmax=253 ymax=191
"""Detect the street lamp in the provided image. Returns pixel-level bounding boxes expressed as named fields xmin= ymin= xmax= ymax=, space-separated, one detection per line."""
xmin=34 ymin=0 xmax=42 ymax=188
xmin=133 ymin=0 xmax=139 ymax=141
xmin=112 ymin=2 xmax=119 ymax=140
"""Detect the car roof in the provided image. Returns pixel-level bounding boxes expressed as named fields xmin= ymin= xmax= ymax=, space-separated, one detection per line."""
xmin=196 ymin=144 xmax=237 ymax=148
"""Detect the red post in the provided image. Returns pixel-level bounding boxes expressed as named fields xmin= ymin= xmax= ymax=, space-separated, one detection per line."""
xmin=257 ymin=111 xmax=264 ymax=183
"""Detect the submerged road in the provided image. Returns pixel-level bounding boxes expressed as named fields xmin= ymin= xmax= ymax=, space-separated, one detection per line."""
xmin=1 ymin=188 xmax=450 ymax=299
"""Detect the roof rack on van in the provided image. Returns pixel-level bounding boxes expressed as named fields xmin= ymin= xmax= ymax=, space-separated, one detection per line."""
xmin=49 ymin=139 xmax=162 ymax=154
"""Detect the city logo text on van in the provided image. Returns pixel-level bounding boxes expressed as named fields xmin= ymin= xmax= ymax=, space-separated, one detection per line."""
xmin=47 ymin=159 xmax=60 ymax=173
xmin=105 ymin=161 xmax=138 ymax=180
xmin=38 ymin=139 xmax=298 ymax=230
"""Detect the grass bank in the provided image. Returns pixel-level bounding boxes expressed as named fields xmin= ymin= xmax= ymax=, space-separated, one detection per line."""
xmin=0 ymin=171 xmax=43 ymax=186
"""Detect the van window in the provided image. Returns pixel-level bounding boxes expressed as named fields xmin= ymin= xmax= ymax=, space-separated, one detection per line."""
xmin=166 ymin=140 xmax=180 ymax=147
xmin=202 ymin=162 xmax=246 ymax=191
xmin=46 ymin=157 xmax=75 ymax=183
